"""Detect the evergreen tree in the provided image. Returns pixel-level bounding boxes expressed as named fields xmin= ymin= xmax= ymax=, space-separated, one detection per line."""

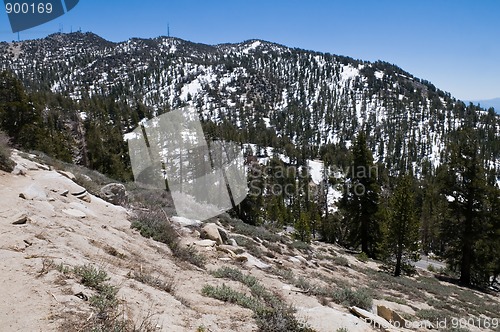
xmin=340 ymin=131 xmax=380 ymax=257
xmin=294 ymin=211 xmax=311 ymax=243
xmin=440 ymin=128 xmax=489 ymax=286
xmin=383 ymin=174 xmax=420 ymax=276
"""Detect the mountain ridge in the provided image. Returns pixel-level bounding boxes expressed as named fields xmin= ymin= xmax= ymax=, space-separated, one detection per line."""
xmin=0 ymin=32 xmax=498 ymax=179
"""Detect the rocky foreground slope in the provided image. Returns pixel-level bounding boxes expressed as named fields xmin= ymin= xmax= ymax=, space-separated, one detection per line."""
xmin=1 ymin=151 xmax=498 ymax=332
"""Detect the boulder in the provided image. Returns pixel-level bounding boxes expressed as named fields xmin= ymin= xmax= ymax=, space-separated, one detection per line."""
xmin=228 ymin=238 xmax=238 ymax=247
xmin=201 ymin=223 xmax=223 ymax=244
xmin=100 ymin=183 xmax=127 ymax=205
xmin=377 ymin=305 xmax=407 ymax=328
xmin=350 ymin=306 xmax=394 ymax=332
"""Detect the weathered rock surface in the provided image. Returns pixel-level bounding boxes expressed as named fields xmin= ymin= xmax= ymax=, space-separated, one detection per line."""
xmin=201 ymin=223 xmax=223 ymax=244
xmin=100 ymin=183 xmax=127 ymax=205
xmin=19 ymin=184 xmax=47 ymax=201
xmin=172 ymin=216 xmax=202 ymax=227
xmin=62 ymin=209 xmax=87 ymax=218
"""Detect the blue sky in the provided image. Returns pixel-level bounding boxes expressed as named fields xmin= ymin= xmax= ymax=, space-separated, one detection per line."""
xmin=1 ymin=0 xmax=499 ymax=101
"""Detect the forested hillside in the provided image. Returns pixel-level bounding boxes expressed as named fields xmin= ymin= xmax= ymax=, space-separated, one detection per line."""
xmin=0 ymin=32 xmax=499 ymax=287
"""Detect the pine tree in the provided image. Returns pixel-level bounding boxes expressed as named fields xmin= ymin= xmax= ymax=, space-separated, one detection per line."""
xmin=440 ymin=128 xmax=489 ymax=286
xmin=294 ymin=211 xmax=311 ymax=243
xmin=340 ymin=131 xmax=380 ymax=257
xmin=384 ymin=174 xmax=420 ymax=276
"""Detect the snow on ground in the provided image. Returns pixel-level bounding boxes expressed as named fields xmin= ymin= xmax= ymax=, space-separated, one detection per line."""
xmin=242 ymin=40 xmax=261 ymax=54
xmin=307 ymin=160 xmax=323 ymax=185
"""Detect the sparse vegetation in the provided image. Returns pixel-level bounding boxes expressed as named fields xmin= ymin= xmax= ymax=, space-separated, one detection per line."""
xmin=330 ymin=287 xmax=373 ymax=310
xmin=0 ymin=130 xmax=14 ymax=172
xmin=130 ymin=271 xmax=175 ymax=293
xmin=356 ymin=252 xmax=369 ymax=263
xmin=206 ymin=266 xmax=316 ymax=332
xmin=131 ymin=208 xmax=205 ymax=268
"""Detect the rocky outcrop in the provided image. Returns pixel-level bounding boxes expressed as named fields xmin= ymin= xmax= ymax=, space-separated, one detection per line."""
xmin=100 ymin=183 xmax=127 ymax=205
xmin=201 ymin=223 xmax=224 ymax=244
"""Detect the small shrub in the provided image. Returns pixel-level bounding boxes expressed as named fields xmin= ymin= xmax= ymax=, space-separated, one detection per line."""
xmin=132 ymin=271 xmax=175 ymax=293
xmin=202 ymin=284 xmax=263 ymax=312
xmin=357 ymin=252 xmax=369 ymax=263
xmin=73 ymin=264 xmax=109 ymax=291
xmin=207 ymin=267 xmax=315 ymax=332
xmin=415 ymin=309 xmax=445 ymax=322
xmin=132 ymin=209 xmax=205 ymax=268
xmin=331 ymin=287 xmax=373 ymax=310
xmin=333 ymin=256 xmax=350 ymax=267
xmin=289 ymin=240 xmax=311 ymax=253
xmin=0 ymin=131 xmax=14 ymax=172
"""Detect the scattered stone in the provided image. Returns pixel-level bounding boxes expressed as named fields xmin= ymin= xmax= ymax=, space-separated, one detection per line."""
xmin=23 ymin=239 xmax=32 ymax=247
xmin=71 ymin=189 xmax=87 ymax=197
xmin=74 ymin=292 xmax=89 ymax=301
xmin=234 ymin=255 xmax=248 ymax=263
xmin=228 ymin=238 xmax=238 ymax=247
xmin=216 ymin=245 xmax=236 ymax=256
xmin=34 ymin=163 xmax=50 ymax=171
xmin=80 ymin=174 xmax=92 ymax=182
xmin=288 ymin=256 xmax=302 ymax=264
xmin=294 ymin=255 xmax=309 ymax=265
xmin=72 ymin=190 xmax=91 ymax=203
xmin=240 ymin=253 xmax=271 ymax=269
xmin=57 ymin=170 xmax=76 ymax=181
xmin=253 ymin=236 xmax=263 ymax=244
xmin=171 ymin=216 xmax=202 ymax=227
xmin=12 ymin=213 xmax=28 ymax=225
xmin=100 ymin=183 xmax=127 ymax=205
xmin=194 ymin=239 xmax=216 ymax=247
xmin=217 ymin=227 xmax=229 ymax=244
xmin=60 ymin=190 xmax=69 ymax=197
xmin=62 ymin=209 xmax=86 ymax=218
xmin=201 ymin=223 xmax=223 ymax=244
xmin=219 ymin=257 xmax=232 ymax=262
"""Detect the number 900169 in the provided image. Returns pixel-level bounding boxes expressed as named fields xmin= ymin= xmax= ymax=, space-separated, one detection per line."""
xmin=6 ymin=2 xmax=53 ymax=14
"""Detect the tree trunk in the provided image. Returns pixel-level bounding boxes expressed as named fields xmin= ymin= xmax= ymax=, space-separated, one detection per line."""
xmin=394 ymin=252 xmax=402 ymax=277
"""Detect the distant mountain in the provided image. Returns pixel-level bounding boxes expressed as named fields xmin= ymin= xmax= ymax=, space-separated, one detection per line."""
xmin=0 ymin=32 xmax=498 ymax=178
xmin=466 ymin=98 xmax=500 ymax=113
